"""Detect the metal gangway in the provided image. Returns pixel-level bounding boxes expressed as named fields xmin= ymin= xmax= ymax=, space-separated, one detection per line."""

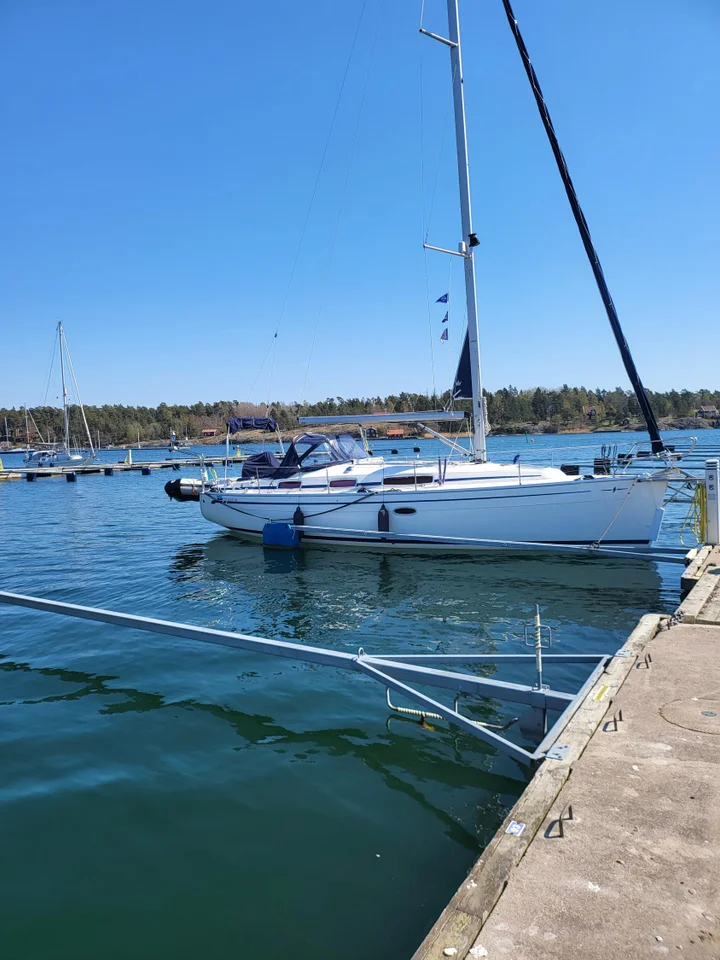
xmin=1 ymin=590 xmax=612 ymax=766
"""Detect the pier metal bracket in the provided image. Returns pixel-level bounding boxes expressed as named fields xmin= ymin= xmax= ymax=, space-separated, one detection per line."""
xmin=545 ymin=803 xmax=574 ymax=839
xmin=638 ymin=652 xmax=653 ymax=670
xmin=545 ymin=744 xmax=570 ymax=761
xmin=0 ymin=590 xmax=610 ymax=768
xmin=603 ymin=708 xmax=624 ymax=733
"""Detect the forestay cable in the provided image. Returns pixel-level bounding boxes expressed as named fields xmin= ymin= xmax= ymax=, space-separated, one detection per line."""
xmin=300 ymin=0 xmax=386 ymax=404
xmin=247 ymin=0 xmax=370 ymax=404
xmin=418 ymin=10 xmax=437 ymax=399
xmin=41 ymin=330 xmax=58 ymax=407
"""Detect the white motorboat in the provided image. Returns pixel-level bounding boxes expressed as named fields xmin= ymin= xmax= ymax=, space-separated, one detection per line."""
xmin=197 ymin=0 xmax=674 ymax=551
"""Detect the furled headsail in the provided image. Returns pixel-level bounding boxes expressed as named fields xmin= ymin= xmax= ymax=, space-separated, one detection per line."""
xmin=452 ymin=329 xmax=472 ymax=400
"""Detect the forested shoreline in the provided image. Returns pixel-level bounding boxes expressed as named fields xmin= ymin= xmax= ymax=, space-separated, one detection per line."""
xmin=2 ymin=384 xmax=718 ymax=445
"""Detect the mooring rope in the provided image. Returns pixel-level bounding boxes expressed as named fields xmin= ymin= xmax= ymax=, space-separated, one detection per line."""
xmin=593 ymin=478 xmax=637 ymax=547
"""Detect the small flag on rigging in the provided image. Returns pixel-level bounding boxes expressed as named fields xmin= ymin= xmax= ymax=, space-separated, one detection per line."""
xmin=436 ymin=293 xmax=449 ymax=303
xmin=440 ymin=328 xmax=448 ymax=342
xmin=442 ymin=312 xmax=448 ymax=323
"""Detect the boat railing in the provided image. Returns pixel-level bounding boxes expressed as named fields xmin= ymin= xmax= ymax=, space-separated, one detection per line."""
xmin=500 ymin=436 xmax=698 ymax=476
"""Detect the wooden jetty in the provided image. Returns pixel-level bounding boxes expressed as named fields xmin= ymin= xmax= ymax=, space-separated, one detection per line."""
xmin=0 ymin=453 xmax=250 ymax=482
xmin=413 ymin=548 xmax=720 ymax=960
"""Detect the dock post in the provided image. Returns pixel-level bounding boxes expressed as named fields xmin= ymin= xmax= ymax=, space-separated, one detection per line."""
xmin=66 ymin=472 xmax=77 ymax=483
xmin=141 ymin=467 xmax=151 ymax=476
xmin=705 ymin=459 xmax=720 ymax=545
xmin=26 ymin=472 xmax=35 ymax=482
xmin=104 ymin=467 xmax=114 ymax=476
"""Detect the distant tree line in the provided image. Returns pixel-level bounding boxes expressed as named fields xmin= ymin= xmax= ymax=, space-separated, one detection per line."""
xmin=0 ymin=400 xmax=244 ymax=445
xmin=1 ymin=386 xmax=718 ymax=445
xmin=274 ymin=385 xmax=720 ymax=433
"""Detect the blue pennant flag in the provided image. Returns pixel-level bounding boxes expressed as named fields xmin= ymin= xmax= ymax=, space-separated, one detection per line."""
xmin=436 ymin=292 xmax=448 ymax=303
xmin=440 ymin=328 xmax=448 ymax=342
xmin=442 ymin=312 xmax=448 ymax=323
xmin=513 ymin=455 xmax=520 ymax=464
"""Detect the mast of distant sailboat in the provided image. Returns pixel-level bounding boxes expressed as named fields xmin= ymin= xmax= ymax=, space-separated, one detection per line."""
xmin=58 ymin=322 xmax=71 ymax=453
xmin=57 ymin=321 xmax=95 ymax=457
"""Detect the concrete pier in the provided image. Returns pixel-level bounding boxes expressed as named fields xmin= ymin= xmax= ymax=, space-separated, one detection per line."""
xmin=415 ymin=557 xmax=720 ymax=960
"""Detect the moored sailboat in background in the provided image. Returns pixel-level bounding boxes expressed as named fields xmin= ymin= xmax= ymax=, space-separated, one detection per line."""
xmin=0 ymin=416 xmax=28 ymax=454
xmin=24 ymin=322 xmax=97 ymax=469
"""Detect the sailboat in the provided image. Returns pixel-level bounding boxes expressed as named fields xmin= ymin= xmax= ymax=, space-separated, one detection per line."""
xmin=197 ymin=0 xmax=674 ymax=551
xmin=0 ymin=416 xmax=25 ymax=454
xmin=24 ymin=322 xmax=97 ymax=469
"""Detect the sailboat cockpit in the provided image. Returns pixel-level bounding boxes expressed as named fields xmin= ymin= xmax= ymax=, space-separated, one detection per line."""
xmin=241 ymin=433 xmax=369 ymax=482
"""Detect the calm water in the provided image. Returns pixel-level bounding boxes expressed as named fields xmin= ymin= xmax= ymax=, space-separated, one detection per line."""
xmin=0 ymin=431 xmax=708 ymax=959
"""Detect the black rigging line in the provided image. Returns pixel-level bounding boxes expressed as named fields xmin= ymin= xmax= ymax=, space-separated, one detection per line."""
xmin=499 ymin=0 xmax=664 ymax=453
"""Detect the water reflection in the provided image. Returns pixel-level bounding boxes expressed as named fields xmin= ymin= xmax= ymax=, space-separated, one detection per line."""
xmin=162 ymin=534 xmax=673 ymax=768
xmin=0 ymin=656 xmax=526 ymax=849
xmin=169 ymin=534 xmax=672 ymax=646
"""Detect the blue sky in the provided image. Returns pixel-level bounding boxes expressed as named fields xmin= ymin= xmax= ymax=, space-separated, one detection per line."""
xmin=1 ymin=0 xmax=718 ymax=408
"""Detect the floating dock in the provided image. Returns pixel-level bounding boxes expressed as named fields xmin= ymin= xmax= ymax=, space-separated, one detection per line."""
xmin=0 ymin=454 xmax=248 ymax=482
xmin=414 ymin=547 xmax=720 ymax=959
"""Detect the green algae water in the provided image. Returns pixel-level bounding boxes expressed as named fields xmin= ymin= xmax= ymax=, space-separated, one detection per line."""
xmin=0 ymin=432 xmax=696 ymax=959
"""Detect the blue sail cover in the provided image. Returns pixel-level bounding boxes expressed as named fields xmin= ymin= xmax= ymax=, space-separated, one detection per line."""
xmin=452 ymin=330 xmax=472 ymax=399
xmin=227 ymin=417 xmax=278 ymax=432
xmin=241 ymin=451 xmax=281 ymax=479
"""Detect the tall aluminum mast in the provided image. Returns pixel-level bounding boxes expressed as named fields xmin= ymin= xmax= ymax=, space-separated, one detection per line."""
xmin=421 ymin=0 xmax=487 ymax=462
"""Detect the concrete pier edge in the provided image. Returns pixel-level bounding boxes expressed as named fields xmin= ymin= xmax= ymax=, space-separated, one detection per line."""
xmin=678 ymin=546 xmax=720 ymax=623
xmin=412 ymin=612 xmax=663 ymax=960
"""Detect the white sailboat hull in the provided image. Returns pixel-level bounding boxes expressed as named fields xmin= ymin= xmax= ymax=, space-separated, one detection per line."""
xmin=200 ymin=471 xmax=667 ymax=551
xmin=23 ymin=450 xmax=88 ymax=468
